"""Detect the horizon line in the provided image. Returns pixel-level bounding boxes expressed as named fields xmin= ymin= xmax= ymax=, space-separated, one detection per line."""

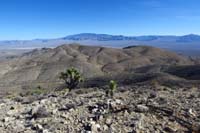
xmin=0 ymin=33 xmax=199 ymax=41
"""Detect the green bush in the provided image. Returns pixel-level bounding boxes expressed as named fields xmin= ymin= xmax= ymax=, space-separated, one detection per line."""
xmin=59 ymin=67 xmax=83 ymax=91
xmin=106 ymin=80 xmax=117 ymax=98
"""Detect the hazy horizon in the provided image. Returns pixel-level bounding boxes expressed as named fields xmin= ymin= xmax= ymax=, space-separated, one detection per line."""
xmin=0 ymin=33 xmax=199 ymax=41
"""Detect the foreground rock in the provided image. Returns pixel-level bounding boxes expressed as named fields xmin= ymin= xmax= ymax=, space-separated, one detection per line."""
xmin=0 ymin=85 xmax=199 ymax=133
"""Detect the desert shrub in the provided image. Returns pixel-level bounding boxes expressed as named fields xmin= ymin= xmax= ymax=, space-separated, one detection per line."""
xmin=59 ymin=67 xmax=83 ymax=91
xmin=29 ymin=86 xmax=46 ymax=95
xmin=106 ymin=80 xmax=117 ymax=98
xmin=19 ymin=85 xmax=47 ymax=97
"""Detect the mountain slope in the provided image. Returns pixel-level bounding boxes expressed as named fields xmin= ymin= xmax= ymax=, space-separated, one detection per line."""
xmin=0 ymin=44 xmax=194 ymax=91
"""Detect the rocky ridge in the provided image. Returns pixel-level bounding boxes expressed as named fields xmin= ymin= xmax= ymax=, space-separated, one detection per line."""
xmin=0 ymin=84 xmax=199 ymax=133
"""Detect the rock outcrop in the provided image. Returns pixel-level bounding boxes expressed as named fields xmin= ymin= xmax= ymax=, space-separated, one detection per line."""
xmin=0 ymin=84 xmax=199 ymax=132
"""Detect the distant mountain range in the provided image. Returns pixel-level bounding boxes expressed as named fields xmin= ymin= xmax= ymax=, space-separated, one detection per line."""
xmin=62 ymin=33 xmax=200 ymax=42
xmin=1 ymin=33 xmax=200 ymax=56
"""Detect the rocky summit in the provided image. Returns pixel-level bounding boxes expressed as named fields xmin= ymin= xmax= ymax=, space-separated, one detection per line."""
xmin=0 ymin=84 xmax=200 ymax=133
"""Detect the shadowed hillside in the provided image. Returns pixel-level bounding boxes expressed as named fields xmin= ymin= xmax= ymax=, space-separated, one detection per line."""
xmin=165 ymin=65 xmax=200 ymax=80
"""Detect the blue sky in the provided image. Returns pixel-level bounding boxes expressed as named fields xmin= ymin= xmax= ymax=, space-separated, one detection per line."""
xmin=0 ymin=0 xmax=200 ymax=40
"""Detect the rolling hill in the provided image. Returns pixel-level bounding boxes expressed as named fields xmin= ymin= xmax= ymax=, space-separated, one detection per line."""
xmin=0 ymin=44 xmax=194 ymax=94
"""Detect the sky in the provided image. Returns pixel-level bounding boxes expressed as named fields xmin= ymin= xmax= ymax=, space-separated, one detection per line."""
xmin=0 ymin=0 xmax=200 ymax=40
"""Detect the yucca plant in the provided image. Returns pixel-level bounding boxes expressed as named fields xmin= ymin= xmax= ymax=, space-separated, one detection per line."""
xmin=60 ymin=67 xmax=83 ymax=91
xmin=106 ymin=80 xmax=117 ymax=98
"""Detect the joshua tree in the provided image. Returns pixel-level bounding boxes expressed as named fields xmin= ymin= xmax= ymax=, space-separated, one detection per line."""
xmin=106 ymin=80 xmax=117 ymax=98
xmin=59 ymin=67 xmax=83 ymax=91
